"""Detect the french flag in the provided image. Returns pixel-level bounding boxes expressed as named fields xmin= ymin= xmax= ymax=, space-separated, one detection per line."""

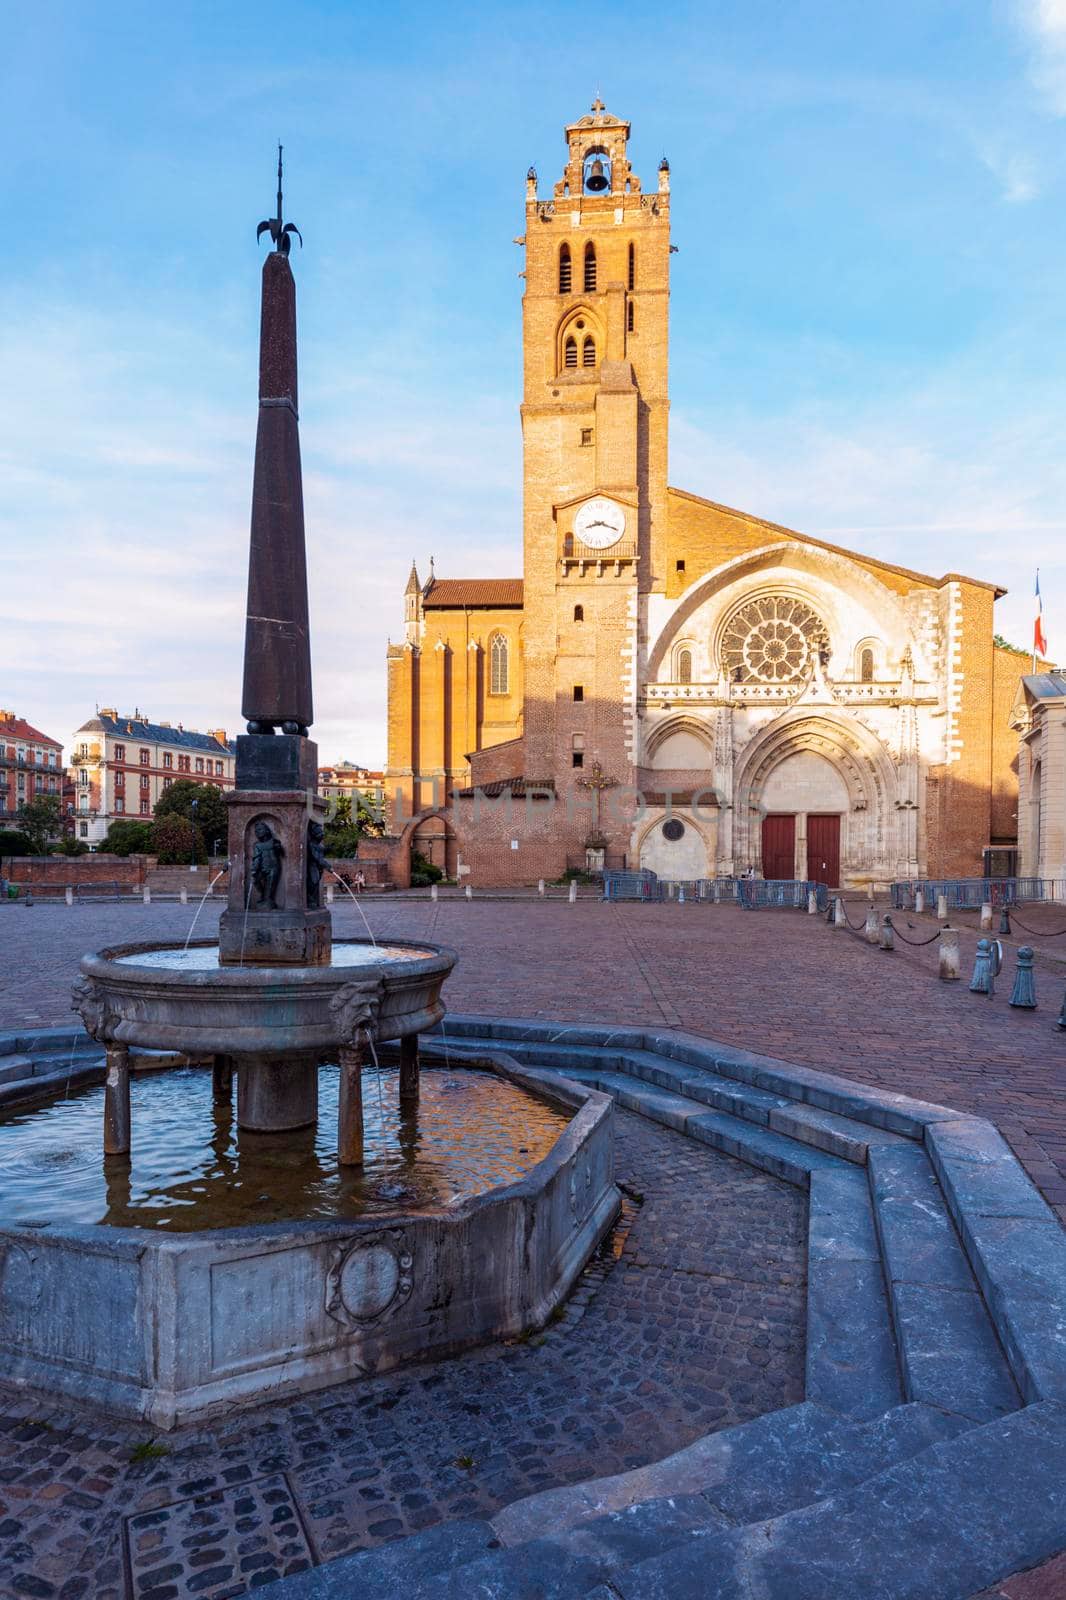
xmin=1035 ymin=571 xmax=1048 ymax=660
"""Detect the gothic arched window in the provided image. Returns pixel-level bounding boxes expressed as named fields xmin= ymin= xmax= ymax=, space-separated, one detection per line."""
xmin=559 ymin=244 xmax=571 ymax=294
xmin=490 ymin=634 xmax=509 ymax=696
xmin=628 ymin=242 xmax=636 ymax=290
xmin=582 ymin=335 xmax=596 ymax=368
xmin=584 ymin=243 xmax=597 ymax=292
xmin=678 ymin=648 xmax=693 ymax=684
xmin=564 ymin=336 xmax=578 ymax=369
xmin=860 ymin=647 xmax=874 ymax=683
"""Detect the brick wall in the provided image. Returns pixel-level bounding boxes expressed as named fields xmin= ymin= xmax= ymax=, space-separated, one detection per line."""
xmin=4 ymin=854 xmax=156 ymax=887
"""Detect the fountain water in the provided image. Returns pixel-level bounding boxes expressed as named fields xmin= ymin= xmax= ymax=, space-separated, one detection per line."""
xmin=183 ymin=865 xmax=229 ymax=952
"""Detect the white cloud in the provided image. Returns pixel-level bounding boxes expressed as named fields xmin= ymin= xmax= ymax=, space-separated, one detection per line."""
xmin=1014 ymin=0 xmax=1066 ymax=113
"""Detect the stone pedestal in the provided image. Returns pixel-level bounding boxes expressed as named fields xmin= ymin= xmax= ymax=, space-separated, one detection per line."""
xmin=218 ymin=735 xmax=332 ymax=967
xmin=237 ymin=1056 xmax=318 ymax=1131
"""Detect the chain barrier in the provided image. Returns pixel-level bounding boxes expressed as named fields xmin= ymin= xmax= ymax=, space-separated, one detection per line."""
xmin=890 ymin=920 xmax=942 ymax=948
xmin=841 ymin=903 xmax=867 ymax=932
xmin=1003 ymin=910 xmax=1066 ymax=938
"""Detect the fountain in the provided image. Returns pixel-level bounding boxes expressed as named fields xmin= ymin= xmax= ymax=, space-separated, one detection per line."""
xmin=0 ymin=153 xmax=618 ymax=1427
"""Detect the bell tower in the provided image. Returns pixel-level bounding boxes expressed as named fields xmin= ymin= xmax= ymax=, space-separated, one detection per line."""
xmin=519 ymin=99 xmax=671 ymax=789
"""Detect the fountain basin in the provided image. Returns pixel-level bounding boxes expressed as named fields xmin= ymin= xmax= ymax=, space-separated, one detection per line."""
xmin=74 ymin=938 xmax=456 ymax=1058
xmin=0 ymin=1055 xmax=618 ymax=1427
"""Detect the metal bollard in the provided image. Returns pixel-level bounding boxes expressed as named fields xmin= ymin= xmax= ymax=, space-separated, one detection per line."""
xmin=430 ymin=882 xmax=439 ymax=902
xmin=65 ymin=886 xmax=73 ymax=907
xmin=864 ymin=905 xmax=879 ymax=944
xmin=142 ymin=886 xmax=151 ymax=905
xmin=538 ymin=878 xmax=545 ymax=897
xmin=980 ymin=902 xmax=993 ymax=931
xmin=180 ymin=887 xmax=189 ymax=906
xmin=970 ymin=937 xmax=994 ymax=997
xmin=808 ymin=889 xmax=818 ymax=915
xmin=914 ymin=889 xmax=925 ymax=915
xmin=999 ymin=904 xmax=1012 ymax=936
xmin=832 ymin=896 xmax=846 ymax=929
xmin=465 ymin=884 xmax=473 ymax=900
xmin=879 ymin=914 xmax=894 ymax=951
xmin=938 ymin=925 xmax=960 ymax=981
xmin=568 ymin=879 xmax=578 ymax=904
xmin=937 ymin=893 xmax=948 ymax=922
xmin=1009 ymin=946 xmax=1037 ymax=1009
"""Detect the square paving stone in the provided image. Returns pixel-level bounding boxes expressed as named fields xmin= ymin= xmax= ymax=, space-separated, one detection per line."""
xmin=124 ymin=1471 xmax=313 ymax=1599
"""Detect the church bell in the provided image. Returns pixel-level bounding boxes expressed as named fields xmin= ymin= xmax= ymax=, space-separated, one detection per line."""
xmin=585 ymin=158 xmax=609 ymax=192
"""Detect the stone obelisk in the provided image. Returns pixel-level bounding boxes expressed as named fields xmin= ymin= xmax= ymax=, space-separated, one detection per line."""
xmin=219 ymin=149 xmax=331 ymax=972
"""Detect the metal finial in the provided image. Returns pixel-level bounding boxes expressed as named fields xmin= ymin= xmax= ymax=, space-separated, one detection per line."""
xmin=257 ymin=143 xmax=303 ymax=255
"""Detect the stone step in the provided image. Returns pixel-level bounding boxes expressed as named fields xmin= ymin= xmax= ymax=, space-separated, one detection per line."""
xmin=492 ymin=1400 xmax=966 ymax=1550
xmin=867 ymin=1145 xmax=1021 ymax=1423
xmin=245 ymin=1519 xmax=501 ymax=1599
xmin=605 ymin=1399 xmax=1066 ymax=1600
xmin=0 ymin=1061 xmax=104 ymax=1111
xmin=805 ymin=1166 xmax=904 ymax=1418
xmin=0 ymin=1054 xmax=33 ymax=1084
xmin=445 ymin=1036 xmax=850 ymax=1189
xmin=443 ymin=1034 xmax=905 ymax=1168
xmin=256 ymin=1404 xmax=974 ymax=1600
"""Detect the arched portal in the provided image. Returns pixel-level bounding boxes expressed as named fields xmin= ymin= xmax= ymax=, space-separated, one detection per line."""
xmin=733 ymin=711 xmax=900 ymax=885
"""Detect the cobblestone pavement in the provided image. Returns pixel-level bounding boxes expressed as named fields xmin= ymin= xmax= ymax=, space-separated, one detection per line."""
xmin=0 ymin=1110 xmax=805 ymax=1599
xmin=4 ymin=896 xmax=1065 ymax=1223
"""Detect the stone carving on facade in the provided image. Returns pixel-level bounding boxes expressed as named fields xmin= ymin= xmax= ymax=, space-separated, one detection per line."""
xmin=328 ymin=978 xmax=385 ymax=1046
xmin=71 ymin=975 xmax=122 ymax=1042
xmin=325 ymin=1229 xmax=414 ymax=1330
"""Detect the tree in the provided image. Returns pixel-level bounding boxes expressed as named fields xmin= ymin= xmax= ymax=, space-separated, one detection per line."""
xmin=154 ymin=780 xmax=228 ymax=856
xmin=55 ymin=837 xmax=90 ymax=856
xmin=322 ymin=792 xmax=384 ymax=857
xmin=98 ymin=819 xmax=155 ymax=857
xmin=0 ymin=829 xmax=32 ymax=858
xmin=150 ymin=813 xmax=204 ymax=865
xmin=16 ymin=795 xmax=63 ymax=854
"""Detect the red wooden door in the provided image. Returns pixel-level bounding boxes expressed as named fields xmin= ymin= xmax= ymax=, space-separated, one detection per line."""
xmin=806 ymin=814 xmax=841 ymax=887
xmin=761 ymin=814 xmax=796 ymax=880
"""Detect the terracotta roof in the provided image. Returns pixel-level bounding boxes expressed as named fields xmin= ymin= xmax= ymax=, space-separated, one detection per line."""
xmin=453 ymin=777 xmax=555 ymax=798
xmin=0 ymin=717 xmax=62 ymax=748
xmin=668 ymin=487 xmax=1008 ymax=598
xmin=423 ymin=578 xmax=523 ymax=609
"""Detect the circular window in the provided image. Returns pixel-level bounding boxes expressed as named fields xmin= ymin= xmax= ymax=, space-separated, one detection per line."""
xmin=720 ymin=595 xmax=828 ymax=684
xmin=662 ymin=818 xmax=685 ymax=842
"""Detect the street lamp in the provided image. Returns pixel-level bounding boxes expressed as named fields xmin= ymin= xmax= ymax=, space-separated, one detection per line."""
xmin=189 ymin=797 xmax=199 ymax=871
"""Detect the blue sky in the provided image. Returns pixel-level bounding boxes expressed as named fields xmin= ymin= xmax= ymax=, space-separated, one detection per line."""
xmin=4 ymin=0 xmax=1066 ymax=764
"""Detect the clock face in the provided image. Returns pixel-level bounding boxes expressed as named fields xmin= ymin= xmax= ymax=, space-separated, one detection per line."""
xmin=574 ymin=497 xmax=626 ymax=550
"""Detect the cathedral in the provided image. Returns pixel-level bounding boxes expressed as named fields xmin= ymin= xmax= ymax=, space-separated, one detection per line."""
xmin=385 ymin=101 xmax=1021 ymax=888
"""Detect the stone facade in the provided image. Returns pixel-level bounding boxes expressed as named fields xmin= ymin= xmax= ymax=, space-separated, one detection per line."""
xmin=386 ymin=102 xmax=1025 ymax=889
xmin=0 ymin=711 xmax=63 ymax=826
xmin=71 ymin=709 xmax=236 ymax=848
xmin=1011 ymin=671 xmax=1066 ymax=881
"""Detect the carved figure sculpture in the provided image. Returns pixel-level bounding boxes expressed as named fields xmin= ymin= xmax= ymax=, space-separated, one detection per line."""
xmin=307 ymin=819 xmax=328 ymax=908
xmin=250 ymin=821 xmax=284 ymax=909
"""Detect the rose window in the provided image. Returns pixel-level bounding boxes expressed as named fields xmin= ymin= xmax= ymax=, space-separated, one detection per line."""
xmin=720 ymin=596 xmax=828 ymax=683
